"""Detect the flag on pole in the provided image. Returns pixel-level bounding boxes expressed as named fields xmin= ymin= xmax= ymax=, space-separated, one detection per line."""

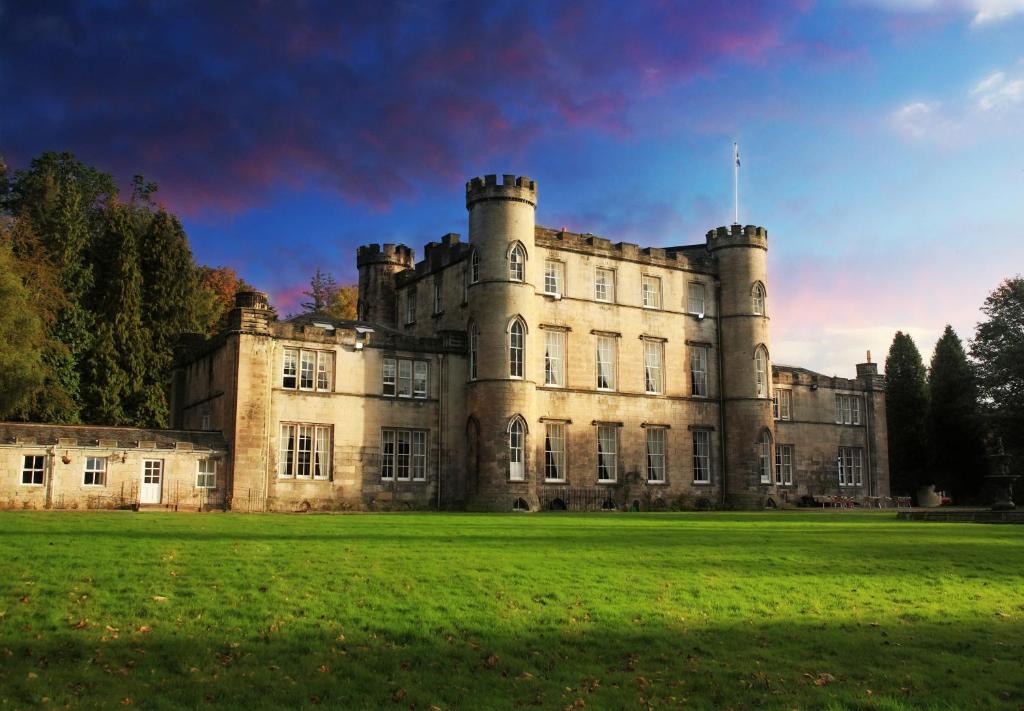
xmin=734 ymin=142 xmax=740 ymax=167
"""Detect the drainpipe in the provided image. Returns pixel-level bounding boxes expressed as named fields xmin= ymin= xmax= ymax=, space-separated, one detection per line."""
xmin=436 ymin=351 xmax=445 ymax=510
xmin=715 ymin=280 xmax=728 ymax=508
xmin=45 ymin=446 xmax=56 ymax=509
xmin=864 ymin=391 xmax=874 ymax=498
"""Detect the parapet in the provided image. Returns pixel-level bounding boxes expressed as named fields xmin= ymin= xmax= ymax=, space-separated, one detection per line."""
xmin=466 ymin=174 xmax=537 ymax=209
xmin=356 ymin=243 xmax=415 ymax=269
xmin=535 ymin=226 xmax=716 ymax=273
xmin=706 ymin=224 xmax=768 ymax=251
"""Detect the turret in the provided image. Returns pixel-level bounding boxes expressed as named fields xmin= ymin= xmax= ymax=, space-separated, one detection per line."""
xmin=707 ymin=224 xmax=774 ymax=508
xmin=356 ymin=243 xmax=414 ymax=325
xmin=228 ymin=290 xmax=273 ymax=334
xmin=463 ymin=174 xmax=539 ymax=510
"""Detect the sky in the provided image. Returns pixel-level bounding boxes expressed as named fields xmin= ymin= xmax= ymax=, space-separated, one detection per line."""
xmin=2 ymin=0 xmax=1023 ymax=377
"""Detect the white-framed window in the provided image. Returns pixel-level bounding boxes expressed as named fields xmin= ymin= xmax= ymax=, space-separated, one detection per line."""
xmin=382 ymin=358 xmax=397 ymax=396
xmin=544 ymin=330 xmax=565 ymax=387
xmin=643 ymin=339 xmax=664 ymax=394
xmin=21 ymin=455 xmax=44 ymax=485
xmin=835 ymin=394 xmax=862 ymax=425
xmin=773 ymin=389 xmax=792 ymax=420
xmin=396 ymin=359 xmax=413 ymax=397
xmin=690 ymin=346 xmax=708 ymax=397
xmin=758 ymin=430 xmax=773 ymax=484
xmin=692 ymin=430 xmax=711 ymax=483
xmin=646 ymin=428 xmax=666 ymax=483
xmin=544 ymin=423 xmax=566 ymax=482
xmin=755 ymin=346 xmax=769 ymax=398
xmin=509 ymin=318 xmax=525 ymax=378
xmin=469 ymin=322 xmax=479 ymax=381
xmin=405 ymin=285 xmax=417 ymax=324
xmin=838 ymin=446 xmax=864 ymax=486
xmin=509 ymin=416 xmax=525 ymax=481
xmin=381 ymin=428 xmax=428 ymax=481
xmin=278 ymin=423 xmax=331 ymax=479
xmin=642 ymin=275 xmax=662 ymax=309
xmin=775 ymin=444 xmax=793 ymax=485
xmin=688 ymin=282 xmax=705 ymax=315
xmin=544 ymin=260 xmax=564 ymax=295
xmin=596 ymin=426 xmax=618 ymax=482
xmin=83 ymin=457 xmax=107 ymax=486
xmin=509 ymin=243 xmax=525 ymax=282
xmin=433 ymin=278 xmax=443 ymax=314
xmin=413 ymin=361 xmax=428 ymax=398
xmin=196 ymin=459 xmax=216 ymax=489
xmin=282 ymin=349 xmax=333 ymax=392
xmin=596 ymin=335 xmax=616 ymax=390
xmin=752 ymin=282 xmax=766 ymax=315
xmin=595 ymin=268 xmax=614 ymax=303
xmin=470 ymin=250 xmax=480 ymax=284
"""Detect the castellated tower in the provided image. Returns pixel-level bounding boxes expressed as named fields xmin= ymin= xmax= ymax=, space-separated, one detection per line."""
xmin=707 ymin=224 xmax=776 ymax=508
xmin=356 ymin=243 xmax=414 ymax=326
xmin=464 ymin=174 xmax=539 ymax=510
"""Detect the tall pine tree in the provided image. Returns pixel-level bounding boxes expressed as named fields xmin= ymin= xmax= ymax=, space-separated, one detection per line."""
xmin=885 ymin=331 xmax=930 ymax=498
xmin=927 ymin=326 xmax=986 ymax=502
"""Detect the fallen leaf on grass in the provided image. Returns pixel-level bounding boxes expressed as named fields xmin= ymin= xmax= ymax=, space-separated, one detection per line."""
xmin=317 ymin=664 xmax=328 ymax=673
xmin=391 ymin=689 xmax=406 ymax=702
xmin=483 ymin=654 xmax=499 ymax=668
xmin=151 ymin=596 xmax=168 ymax=602
xmin=71 ymin=619 xmax=89 ymax=630
xmin=19 ymin=596 xmax=29 ymax=604
xmin=120 ymin=698 xmax=132 ymax=705
xmin=137 ymin=626 xmax=151 ymax=634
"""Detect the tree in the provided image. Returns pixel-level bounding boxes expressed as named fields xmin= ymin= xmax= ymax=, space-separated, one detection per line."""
xmin=196 ymin=266 xmax=256 ymax=334
xmin=302 ymin=269 xmax=338 ymax=313
xmin=0 ymin=242 xmax=46 ymax=418
xmin=885 ymin=331 xmax=930 ymax=498
xmin=324 ymin=284 xmax=358 ymax=321
xmin=927 ymin=326 xmax=986 ymax=503
xmin=970 ymin=277 xmax=1024 ymax=460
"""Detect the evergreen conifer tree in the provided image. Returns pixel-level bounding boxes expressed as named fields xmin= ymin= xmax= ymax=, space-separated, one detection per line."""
xmin=0 ymin=242 xmax=46 ymax=418
xmin=885 ymin=331 xmax=930 ymax=498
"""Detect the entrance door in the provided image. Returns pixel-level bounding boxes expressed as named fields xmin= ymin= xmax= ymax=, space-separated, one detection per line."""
xmin=141 ymin=459 xmax=163 ymax=504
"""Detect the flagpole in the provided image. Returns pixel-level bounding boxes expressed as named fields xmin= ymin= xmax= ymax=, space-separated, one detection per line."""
xmin=733 ymin=142 xmax=740 ymax=225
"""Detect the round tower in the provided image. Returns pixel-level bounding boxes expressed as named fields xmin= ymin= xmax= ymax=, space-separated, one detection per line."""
xmin=707 ymin=224 xmax=776 ymax=508
xmin=464 ymin=174 xmax=540 ymax=511
xmin=356 ymin=243 xmax=414 ymax=325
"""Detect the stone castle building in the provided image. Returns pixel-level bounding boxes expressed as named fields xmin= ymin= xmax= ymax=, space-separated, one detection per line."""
xmin=1 ymin=174 xmax=889 ymax=511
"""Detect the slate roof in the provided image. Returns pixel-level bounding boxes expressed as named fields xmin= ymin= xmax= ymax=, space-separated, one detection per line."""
xmin=0 ymin=422 xmax=228 ymax=451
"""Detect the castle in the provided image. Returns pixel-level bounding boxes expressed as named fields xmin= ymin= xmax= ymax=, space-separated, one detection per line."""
xmin=0 ymin=174 xmax=889 ymax=512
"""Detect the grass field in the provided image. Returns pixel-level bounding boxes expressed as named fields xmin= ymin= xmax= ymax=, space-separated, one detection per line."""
xmin=0 ymin=511 xmax=1022 ymax=710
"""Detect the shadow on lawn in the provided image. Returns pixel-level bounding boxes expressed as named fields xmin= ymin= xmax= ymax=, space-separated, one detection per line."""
xmin=1 ymin=618 xmax=1022 ymax=709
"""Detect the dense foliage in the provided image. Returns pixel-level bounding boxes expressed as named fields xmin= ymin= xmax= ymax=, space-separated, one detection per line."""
xmin=884 ymin=331 xmax=930 ymax=497
xmin=301 ymin=268 xmax=357 ymax=320
xmin=0 ymin=151 xmax=258 ymax=427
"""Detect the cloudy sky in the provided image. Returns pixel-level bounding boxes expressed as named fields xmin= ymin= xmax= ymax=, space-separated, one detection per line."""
xmin=3 ymin=0 xmax=1022 ymax=376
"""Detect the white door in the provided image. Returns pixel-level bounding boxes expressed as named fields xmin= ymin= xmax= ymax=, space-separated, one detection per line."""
xmin=141 ymin=460 xmax=163 ymax=504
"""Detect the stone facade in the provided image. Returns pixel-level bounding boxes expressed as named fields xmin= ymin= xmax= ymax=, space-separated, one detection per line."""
xmin=164 ymin=173 xmax=890 ymax=512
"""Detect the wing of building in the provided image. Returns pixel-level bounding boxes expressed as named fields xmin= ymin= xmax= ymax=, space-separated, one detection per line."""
xmin=0 ymin=173 xmax=889 ymax=512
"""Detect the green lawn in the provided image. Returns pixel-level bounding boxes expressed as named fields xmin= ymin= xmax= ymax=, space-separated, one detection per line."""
xmin=0 ymin=512 xmax=1022 ymax=710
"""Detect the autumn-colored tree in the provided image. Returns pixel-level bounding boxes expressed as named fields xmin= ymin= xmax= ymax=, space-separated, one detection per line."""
xmin=325 ymin=284 xmax=358 ymax=321
xmin=197 ymin=266 xmax=256 ymax=333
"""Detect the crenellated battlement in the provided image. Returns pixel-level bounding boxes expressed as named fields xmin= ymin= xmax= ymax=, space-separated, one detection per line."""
xmin=536 ymin=226 xmax=715 ymax=272
xmin=396 ymin=232 xmax=472 ymax=286
xmin=466 ymin=174 xmax=537 ymax=209
xmin=706 ymin=224 xmax=768 ymax=251
xmin=356 ymin=243 xmax=415 ymax=268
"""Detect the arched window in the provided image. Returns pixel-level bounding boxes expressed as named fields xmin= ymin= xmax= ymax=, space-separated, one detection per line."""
xmin=470 ymin=250 xmax=480 ymax=284
xmin=508 ymin=243 xmax=525 ymax=282
xmin=754 ymin=345 xmax=769 ymax=398
xmin=508 ymin=416 xmax=526 ymax=481
xmin=509 ymin=318 xmax=525 ymax=378
xmin=469 ymin=322 xmax=479 ymax=380
xmin=758 ymin=430 xmax=773 ymax=484
xmin=752 ymin=282 xmax=766 ymax=315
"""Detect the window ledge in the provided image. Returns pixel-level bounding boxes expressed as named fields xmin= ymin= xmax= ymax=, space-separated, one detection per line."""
xmin=692 ymin=481 xmax=713 ymax=486
xmin=646 ymin=480 xmax=668 ymax=486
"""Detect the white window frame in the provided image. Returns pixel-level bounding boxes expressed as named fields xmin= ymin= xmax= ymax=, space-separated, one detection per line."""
xmin=646 ymin=427 xmax=666 ymax=483
xmin=596 ymin=426 xmax=618 ymax=483
xmin=282 ymin=349 xmax=298 ymax=389
xmin=509 ymin=243 xmax=525 ymax=282
xmin=544 ymin=330 xmax=565 ymax=387
xmin=509 ymin=318 xmax=525 ymax=379
xmin=381 ymin=428 xmax=428 ymax=482
xmin=752 ymin=282 xmax=766 ymax=315
xmin=759 ymin=430 xmax=773 ymax=484
xmin=690 ymin=346 xmax=708 ymax=397
xmin=692 ymin=430 xmax=711 ymax=483
xmin=382 ymin=357 xmax=397 ymax=396
xmin=282 ymin=348 xmax=333 ymax=392
xmin=755 ymin=346 xmax=769 ymax=399
xmin=643 ymin=339 xmax=664 ymax=395
xmin=687 ymin=282 xmax=706 ymax=315
xmin=398 ymin=359 xmax=413 ymax=397
xmin=544 ymin=260 xmax=564 ymax=296
xmin=835 ymin=394 xmax=862 ymax=425
xmin=470 ymin=251 xmax=480 ymax=284
xmin=544 ymin=423 xmax=566 ymax=482
xmin=83 ymin=456 xmax=107 ymax=487
xmin=642 ymin=275 xmax=662 ymax=309
xmin=21 ymin=455 xmax=45 ymax=485
xmin=773 ymin=389 xmax=792 ymax=420
xmin=596 ymin=335 xmax=616 ymax=391
xmin=413 ymin=360 xmax=428 ymax=398
xmin=838 ymin=446 xmax=864 ymax=487
xmin=278 ymin=423 xmax=331 ymax=480
xmin=595 ymin=267 xmax=615 ymax=303
xmin=196 ymin=459 xmax=217 ymax=489
xmin=774 ymin=444 xmax=793 ymax=485
xmin=508 ymin=417 xmax=525 ymax=481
